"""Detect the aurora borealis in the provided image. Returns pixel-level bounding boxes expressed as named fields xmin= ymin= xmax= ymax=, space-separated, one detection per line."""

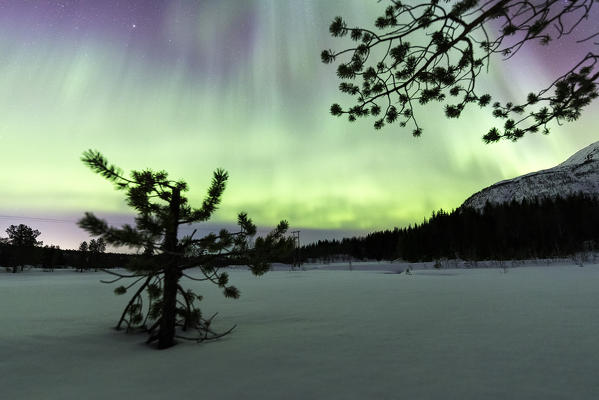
xmin=1 ymin=0 xmax=598 ymax=249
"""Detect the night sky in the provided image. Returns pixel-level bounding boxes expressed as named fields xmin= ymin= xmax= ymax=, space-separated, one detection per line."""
xmin=1 ymin=0 xmax=598 ymax=249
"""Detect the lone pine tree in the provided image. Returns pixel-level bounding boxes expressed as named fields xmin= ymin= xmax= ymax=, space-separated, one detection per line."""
xmin=6 ymin=224 xmax=43 ymax=247
xmin=322 ymin=0 xmax=598 ymax=141
xmin=4 ymin=224 xmax=43 ymax=273
xmin=79 ymin=150 xmax=293 ymax=349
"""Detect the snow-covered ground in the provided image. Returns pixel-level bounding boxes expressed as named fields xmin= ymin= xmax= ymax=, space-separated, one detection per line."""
xmin=2 ymin=264 xmax=599 ymax=399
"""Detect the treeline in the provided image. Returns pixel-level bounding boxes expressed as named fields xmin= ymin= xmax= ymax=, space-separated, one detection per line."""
xmin=301 ymin=194 xmax=599 ymax=262
xmin=0 ymin=245 xmax=295 ymax=273
xmin=0 ymin=221 xmax=295 ymax=273
xmin=301 ymin=229 xmax=401 ymax=262
xmin=0 ymin=244 xmax=133 ymax=272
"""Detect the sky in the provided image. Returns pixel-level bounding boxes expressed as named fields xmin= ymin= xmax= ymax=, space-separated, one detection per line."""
xmin=0 ymin=0 xmax=598 ymax=249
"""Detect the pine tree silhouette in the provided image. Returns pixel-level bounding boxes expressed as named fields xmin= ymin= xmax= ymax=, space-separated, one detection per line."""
xmin=79 ymin=150 xmax=293 ymax=349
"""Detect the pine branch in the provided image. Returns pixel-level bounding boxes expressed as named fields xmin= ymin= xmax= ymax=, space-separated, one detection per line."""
xmin=78 ymin=212 xmax=146 ymax=248
xmin=324 ymin=0 xmax=598 ymax=141
xmin=81 ymin=149 xmax=132 ymax=189
xmin=182 ymin=169 xmax=228 ymax=223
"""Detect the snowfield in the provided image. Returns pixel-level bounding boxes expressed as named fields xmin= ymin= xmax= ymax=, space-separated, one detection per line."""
xmin=1 ymin=264 xmax=599 ymax=399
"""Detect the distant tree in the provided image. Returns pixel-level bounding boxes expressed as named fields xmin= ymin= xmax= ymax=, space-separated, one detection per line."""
xmin=78 ymin=241 xmax=88 ymax=252
xmin=78 ymin=150 xmax=293 ymax=349
xmin=4 ymin=224 xmax=43 ymax=272
xmin=89 ymin=238 xmax=107 ymax=253
xmin=42 ymin=245 xmax=61 ymax=272
xmin=88 ymin=238 xmax=107 ymax=271
xmin=77 ymin=241 xmax=89 ymax=272
xmin=97 ymin=238 xmax=106 ymax=253
xmin=0 ymin=238 xmax=8 ymax=271
xmin=6 ymin=224 xmax=43 ymax=247
xmin=322 ymin=0 xmax=598 ymax=141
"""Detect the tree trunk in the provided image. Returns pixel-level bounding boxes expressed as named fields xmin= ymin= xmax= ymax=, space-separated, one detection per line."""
xmin=158 ymin=264 xmax=180 ymax=349
xmin=157 ymin=188 xmax=181 ymax=349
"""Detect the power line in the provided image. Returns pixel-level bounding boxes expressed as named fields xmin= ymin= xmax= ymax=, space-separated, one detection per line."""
xmin=0 ymin=215 xmax=77 ymax=224
xmin=0 ymin=214 xmax=237 ymax=230
xmin=0 ymin=214 xmax=135 ymax=225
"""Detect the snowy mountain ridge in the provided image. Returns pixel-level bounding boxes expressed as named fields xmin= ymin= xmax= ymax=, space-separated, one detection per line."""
xmin=461 ymin=141 xmax=599 ymax=210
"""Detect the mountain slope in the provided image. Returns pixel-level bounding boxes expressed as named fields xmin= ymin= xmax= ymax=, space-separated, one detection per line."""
xmin=462 ymin=141 xmax=599 ymax=210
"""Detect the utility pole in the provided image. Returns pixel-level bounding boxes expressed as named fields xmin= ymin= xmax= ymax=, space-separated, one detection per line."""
xmin=291 ymin=230 xmax=301 ymax=270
